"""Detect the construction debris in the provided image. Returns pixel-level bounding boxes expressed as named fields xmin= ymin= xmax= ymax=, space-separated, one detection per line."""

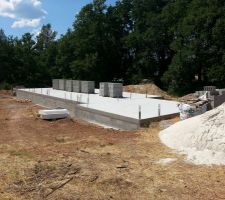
xmin=39 ymin=109 xmax=70 ymax=120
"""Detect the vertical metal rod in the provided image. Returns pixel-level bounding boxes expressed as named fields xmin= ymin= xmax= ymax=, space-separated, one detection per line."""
xmin=87 ymin=94 xmax=89 ymax=106
xmin=139 ymin=105 xmax=141 ymax=120
xmin=158 ymin=104 xmax=161 ymax=116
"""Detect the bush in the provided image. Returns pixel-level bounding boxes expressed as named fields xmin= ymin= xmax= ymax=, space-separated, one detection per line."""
xmin=0 ymin=82 xmax=11 ymax=90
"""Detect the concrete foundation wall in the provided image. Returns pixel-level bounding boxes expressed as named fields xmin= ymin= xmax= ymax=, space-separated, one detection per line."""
xmin=72 ymin=80 xmax=81 ymax=93
xmin=16 ymin=89 xmax=142 ymax=131
xmin=75 ymin=105 xmax=139 ymax=130
xmin=16 ymin=90 xmax=77 ymax=115
xmin=65 ymin=80 xmax=73 ymax=92
xmin=81 ymin=81 xmax=95 ymax=94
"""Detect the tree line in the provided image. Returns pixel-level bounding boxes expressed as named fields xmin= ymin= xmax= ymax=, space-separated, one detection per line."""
xmin=1 ymin=0 xmax=225 ymax=95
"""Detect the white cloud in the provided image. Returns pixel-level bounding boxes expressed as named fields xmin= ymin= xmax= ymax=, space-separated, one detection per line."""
xmin=11 ymin=18 xmax=41 ymax=28
xmin=0 ymin=0 xmax=47 ymax=28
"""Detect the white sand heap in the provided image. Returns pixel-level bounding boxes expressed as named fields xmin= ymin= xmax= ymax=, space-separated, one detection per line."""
xmin=160 ymin=103 xmax=225 ymax=165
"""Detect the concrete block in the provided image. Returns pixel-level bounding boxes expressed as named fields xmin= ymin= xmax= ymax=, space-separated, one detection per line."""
xmin=58 ymin=79 xmax=66 ymax=90
xmin=52 ymin=79 xmax=59 ymax=90
xmin=65 ymin=80 xmax=73 ymax=92
xmin=72 ymin=80 xmax=81 ymax=93
xmin=99 ymin=82 xmax=109 ymax=97
xmin=81 ymin=81 xmax=95 ymax=94
xmin=204 ymin=86 xmax=216 ymax=92
xmin=108 ymin=83 xmax=123 ymax=98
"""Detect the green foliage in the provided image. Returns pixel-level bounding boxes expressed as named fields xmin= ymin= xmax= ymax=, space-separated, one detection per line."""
xmin=1 ymin=0 xmax=225 ymax=95
xmin=0 ymin=81 xmax=11 ymax=90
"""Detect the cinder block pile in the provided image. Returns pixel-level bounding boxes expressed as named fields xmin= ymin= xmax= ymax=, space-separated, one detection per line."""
xmin=52 ymin=79 xmax=124 ymax=98
xmin=72 ymin=80 xmax=81 ymax=93
xmin=52 ymin=79 xmax=59 ymax=90
xmin=99 ymin=82 xmax=123 ymax=98
xmin=99 ymin=82 xmax=109 ymax=97
xmin=59 ymin=79 xmax=66 ymax=90
xmin=81 ymin=81 xmax=95 ymax=94
xmin=108 ymin=83 xmax=123 ymax=98
xmin=65 ymin=80 xmax=73 ymax=92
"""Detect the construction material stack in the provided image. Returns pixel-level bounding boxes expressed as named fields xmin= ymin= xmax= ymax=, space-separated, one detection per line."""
xmin=81 ymin=81 xmax=95 ymax=94
xmin=65 ymin=80 xmax=73 ymax=92
xmin=58 ymin=79 xmax=66 ymax=90
xmin=52 ymin=79 xmax=59 ymax=90
xmin=99 ymin=82 xmax=109 ymax=97
xmin=108 ymin=83 xmax=123 ymax=98
xmin=72 ymin=80 xmax=81 ymax=93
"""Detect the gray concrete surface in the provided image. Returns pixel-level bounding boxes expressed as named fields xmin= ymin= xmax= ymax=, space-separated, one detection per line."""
xmin=59 ymin=79 xmax=66 ymax=90
xmin=108 ymin=83 xmax=123 ymax=98
xmin=65 ymin=80 xmax=73 ymax=92
xmin=52 ymin=79 xmax=59 ymax=90
xmin=81 ymin=81 xmax=95 ymax=94
xmin=16 ymin=89 xmax=145 ymax=130
xmin=99 ymin=82 xmax=109 ymax=97
xmin=72 ymin=80 xmax=81 ymax=93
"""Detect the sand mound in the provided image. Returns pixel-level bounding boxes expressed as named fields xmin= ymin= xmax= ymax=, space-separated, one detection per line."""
xmin=160 ymin=103 xmax=225 ymax=165
xmin=123 ymin=84 xmax=173 ymax=99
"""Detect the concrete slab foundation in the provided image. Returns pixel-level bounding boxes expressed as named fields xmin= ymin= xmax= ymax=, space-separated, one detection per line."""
xmin=16 ymin=88 xmax=179 ymax=131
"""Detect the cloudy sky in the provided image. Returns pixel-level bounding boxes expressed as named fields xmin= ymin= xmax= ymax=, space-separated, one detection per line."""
xmin=0 ymin=0 xmax=116 ymax=38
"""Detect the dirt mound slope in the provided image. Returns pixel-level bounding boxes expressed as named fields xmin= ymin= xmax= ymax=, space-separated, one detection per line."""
xmin=123 ymin=84 xmax=174 ymax=100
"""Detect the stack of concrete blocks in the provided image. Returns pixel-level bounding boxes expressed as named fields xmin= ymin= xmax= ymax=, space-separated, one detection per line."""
xmin=204 ymin=86 xmax=218 ymax=95
xmin=99 ymin=82 xmax=109 ymax=97
xmin=81 ymin=81 xmax=95 ymax=94
xmin=52 ymin=79 xmax=59 ymax=90
xmin=108 ymin=83 xmax=123 ymax=98
xmin=65 ymin=80 xmax=73 ymax=92
xmin=58 ymin=79 xmax=66 ymax=90
xmin=72 ymin=80 xmax=81 ymax=93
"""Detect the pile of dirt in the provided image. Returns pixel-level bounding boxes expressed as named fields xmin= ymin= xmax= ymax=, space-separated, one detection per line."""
xmin=160 ymin=103 xmax=225 ymax=165
xmin=0 ymin=90 xmax=12 ymax=96
xmin=123 ymin=84 xmax=174 ymax=99
xmin=179 ymin=93 xmax=197 ymax=101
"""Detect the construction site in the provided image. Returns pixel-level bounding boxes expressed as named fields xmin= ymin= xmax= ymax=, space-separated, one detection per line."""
xmin=0 ymin=82 xmax=225 ymax=200
xmin=16 ymin=79 xmax=180 ymax=130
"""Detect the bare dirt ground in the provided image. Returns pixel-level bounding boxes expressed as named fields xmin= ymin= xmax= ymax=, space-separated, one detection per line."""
xmin=0 ymin=91 xmax=225 ymax=200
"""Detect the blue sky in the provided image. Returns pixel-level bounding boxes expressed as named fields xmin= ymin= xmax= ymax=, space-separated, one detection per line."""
xmin=0 ymin=0 xmax=116 ymax=38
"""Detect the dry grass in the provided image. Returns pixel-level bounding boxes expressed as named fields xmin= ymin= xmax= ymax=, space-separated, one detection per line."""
xmin=0 ymin=92 xmax=225 ymax=200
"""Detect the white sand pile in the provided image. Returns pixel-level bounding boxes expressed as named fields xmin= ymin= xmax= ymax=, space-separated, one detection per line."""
xmin=160 ymin=103 xmax=225 ymax=165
